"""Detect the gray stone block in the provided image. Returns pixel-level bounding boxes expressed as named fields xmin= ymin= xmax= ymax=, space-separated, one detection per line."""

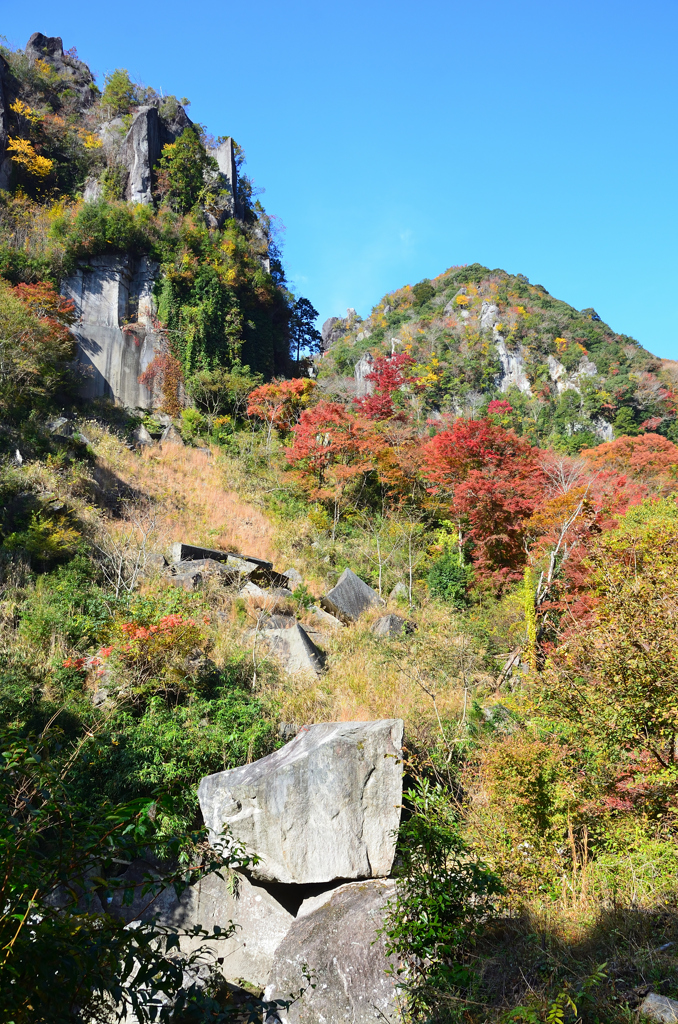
xmin=321 ymin=568 xmax=384 ymax=622
xmin=198 ymin=719 xmax=404 ymax=885
xmin=160 ymin=423 xmax=184 ymax=445
xmin=264 ymin=879 xmax=399 ymax=1023
xmin=264 ymin=624 xmax=324 ymax=677
xmin=639 ymin=993 xmax=678 ymax=1022
xmin=371 ymin=614 xmax=412 ymax=638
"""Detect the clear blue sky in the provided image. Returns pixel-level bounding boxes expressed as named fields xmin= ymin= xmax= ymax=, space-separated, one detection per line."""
xmin=3 ymin=0 xmax=677 ymax=356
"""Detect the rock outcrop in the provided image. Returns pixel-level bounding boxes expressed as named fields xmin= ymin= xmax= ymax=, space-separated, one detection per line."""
xmin=62 ymin=254 xmax=161 ymax=409
xmin=354 ymin=352 xmax=375 ymax=397
xmin=264 ymin=879 xmax=399 ymax=1024
xmin=207 ymin=137 xmax=242 ymax=221
xmin=25 ymin=33 xmax=97 ymax=109
xmin=321 ymin=568 xmax=384 ymax=623
xmin=198 ymin=720 xmax=404 ymax=885
xmin=264 ymin=624 xmax=325 ymax=677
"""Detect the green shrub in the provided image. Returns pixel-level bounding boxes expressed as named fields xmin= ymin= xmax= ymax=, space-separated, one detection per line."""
xmin=100 ymin=68 xmax=137 ymax=115
xmin=19 ymin=554 xmax=110 ymax=650
xmin=413 ymin=280 xmax=435 ymax=307
xmin=155 ymin=128 xmax=219 ymax=214
xmin=428 ymin=552 xmax=472 ymax=606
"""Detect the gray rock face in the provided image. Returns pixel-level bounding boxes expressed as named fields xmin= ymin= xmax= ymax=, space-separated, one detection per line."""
xmin=321 ymin=568 xmax=384 ymax=623
xmin=119 ymin=106 xmax=162 ymax=205
xmin=479 ymin=301 xmax=500 ymax=332
xmin=207 ymin=137 xmax=242 ymax=220
xmin=547 ymin=353 xmax=598 ymax=395
xmin=354 ymin=352 xmax=375 ymax=398
xmin=264 ymin=879 xmax=399 ymax=1024
xmin=638 ymin=993 xmax=678 ymax=1023
xmin=170 ymin=542 xmax=273 ymax=579
xmin=282 ymin=568 xmax=303 ymax=586
xmin=132 ymin=424 xmax=154 ymax=446
xmin=371 ymin=614 xmax=412 ymax=638
xmin=265 ymin=624 xmax=324 ymax=677
xmin=104 ymin=864 xmax=293 ymax=989
xmin=25 ymin=33 xmax=97 ymax=110
xmin=62 ymin=254 xmax=161 ymax=409
xmin=495 ymin=338 xmax=532 ymax=395
xmin=389 ymin=582 xmax=408 ymax=601
xmin=320 ymin=317 xmax=346 ymax=353
xmin=198 ymin=719 xmax=404 ymax=885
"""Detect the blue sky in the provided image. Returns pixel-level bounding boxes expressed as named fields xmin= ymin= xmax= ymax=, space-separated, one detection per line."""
xmin=3 ymin=0 xmax=677 ymax=356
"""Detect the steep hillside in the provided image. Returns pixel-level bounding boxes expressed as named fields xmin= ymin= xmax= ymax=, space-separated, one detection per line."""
xmin=319 ymin=263 xmax=676 ymax=451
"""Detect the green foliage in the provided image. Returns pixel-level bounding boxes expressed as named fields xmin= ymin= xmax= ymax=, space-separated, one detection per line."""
xmin=155 ymin=128 xmax=220 ymax=214
xmin=0 ymin=728 xmax=258 ymax=1024
xmin=18 ymin=554 xmax=110 ymax=650
xmin=413 ymin=279 xmax=435 ymax=307
xmin=51 ymin=197 xmax=157 ymax=270
xmin=384 ymin=778 xmax=503 ymax=1020
xmin=428 ymin=551 xmax=472 ymax=606
xmin=101 ymin=68 xmax=137 ymax=114
xmin=614 ymin=404 xmax=639 ymax=436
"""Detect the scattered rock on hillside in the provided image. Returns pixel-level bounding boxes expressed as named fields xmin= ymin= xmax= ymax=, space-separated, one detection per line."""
xmin=132 ymin=424 xmax=154 ymax=446
xmin=25 ymin=33 xmax=97 ymax=109
xmin=354 ymin=352 xmax=375 ymax=398
xmin=198 ymin=719 xmax=404 ymax=885
xmin=389 ymin=582 xmax=408 ymax=601
xmin=240 ymin=581 xmax=266 ymax=599
xmin=281 ymin=568 xmax=303 ymax=585
xmin=264 ymin=623 xmax=324 ymax=677
xmin=638 ymin=993 xmax=678 ymax=1022
xmin=309 ymin=605 xmax=344 ymax=629
xmin=321 ymin=568 xmax=384 ymax=623
xmin=160 ymin=423 xmax=184 ymax=445
xmin=262 ymin=614 xmax=297 ymax=630
xmin=263 ymin=879 xmax=399 ymax=1024
xmin=371 ymin=614 xmax=414 ymax=638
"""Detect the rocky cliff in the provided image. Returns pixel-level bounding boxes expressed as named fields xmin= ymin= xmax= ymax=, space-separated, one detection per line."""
xmin=318 ymin=265 xmax=675 ymax=451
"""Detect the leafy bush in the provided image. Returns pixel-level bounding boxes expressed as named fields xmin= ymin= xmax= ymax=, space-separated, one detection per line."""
xmin=100 ymin=68 xmax=137 ymax=115
xmin=155 ymin=128 xmax=219 ymax=214
xmin=383 ymin=778 xmax=503 ymax=1021
xmin=412 ymin=279 xmax=435 ymax=307
xmin=428 ymin=551 xmax=472 ymax=606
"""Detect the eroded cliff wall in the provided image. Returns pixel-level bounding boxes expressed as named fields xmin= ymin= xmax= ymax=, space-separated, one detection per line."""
xmin=62 ymin=254 xmax=161 ymax=409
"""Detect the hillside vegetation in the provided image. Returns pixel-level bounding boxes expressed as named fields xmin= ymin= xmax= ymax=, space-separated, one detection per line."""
xmin=2 ymin=29 xmax=678 ymax=1024
xmin=319 ymin=263 xmax=677 ymax=451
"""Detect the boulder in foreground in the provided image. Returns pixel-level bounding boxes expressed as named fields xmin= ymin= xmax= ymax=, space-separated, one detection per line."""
xmin=321 ymin=568 xmax=384 ymax=622
xmin=264 ymin=879 xmax=399 ymax=1023
xmin=198 ymin=719 xmax=404 ymax=885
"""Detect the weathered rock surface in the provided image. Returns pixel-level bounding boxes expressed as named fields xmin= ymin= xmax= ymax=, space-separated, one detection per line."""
xmin=309 ymin=605 xmax=344 ymax=629
xmin=25 ymin=33 xmax=97 ymax=109
xmin=281 ymin=568 xmax=303 ymax=586
xmin=321 ymin=568 xmax=384 ymax=623
xmin=479 ymin=301 xmax=500 ymax=332
xmin=638 ymin=993 xmax=678 ymax=1022
xmin=264 ymin=624 xmax=324 ymax=677
xmin=63 ymin=254 xmax=161 ymax=409
xmin=207 ymin=137 xmax=242 ymax=220
xmin=160 ymin=423 xmax=184 ymax=445
xmin=118 ymin=106 xmax=162 ymax=205
xmin=132 ymin=424 xmax=154 ymax=446
xmin=354 ymin=352 xmax=375 ymax=398
xmin=371 ymin=614 xmax=412 ymax=638
xmin=320 ymin=316 xmax=346 ymax=354
xmin=104 ymin=864 xmax=293 ymax=989
xmin=199 ymin=720 xmax=404 ymax=885
xmin=264 ymin=879 xmax=399 ymax=1024
xmin=170 ymin=543 xmax=274 ymax=580
xmin=495 ymin=338 xmax=532 ymax=395
xmin=389 ymin=582 xmax=408 ymax=601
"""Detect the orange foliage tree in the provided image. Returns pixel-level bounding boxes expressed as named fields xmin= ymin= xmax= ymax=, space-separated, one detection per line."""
xmin=247 ymin=377 xmax=316 ymax=446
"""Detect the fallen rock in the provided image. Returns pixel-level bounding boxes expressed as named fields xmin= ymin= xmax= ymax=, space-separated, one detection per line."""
xmin=263 ymin=615 xmax=297 ymax=630
xmin=160 ymin=423 xmax=184 ymax=445
xmin=282 ymin=568 xmax=303 ymax=586
xmin=264 ymin=879 xmax=399 ymax=1023
xmin=264 ymin=624 xmax=324 ymax=677
xmin=170 ymin=543 xmax=275 ymax=582
xmin=371 ymin=614 xmax=413 ymax=638
xmin=389 ymin=582 xmax=408 ymax=601
xmin=132 ymin=424 xmax=154 ymax=446
xmin=104 ymin=864 xmax=293 ymax=990
xmin=170 ymin=569 xmax=203 ymax=591
xmin=639 ymin=993 xmax=678 ymax=1022
xmin=269 ymin=587 xmax=293 ymax=598
xmin=321 ymin=569 xmax=384 ymax=623
xmin=199 ymin=719 xmax=404 ymax=885
xmin=240 ymin=581 xmax=267 ymax=599
xmin=309 ymin=605 xmax=344 ymax=629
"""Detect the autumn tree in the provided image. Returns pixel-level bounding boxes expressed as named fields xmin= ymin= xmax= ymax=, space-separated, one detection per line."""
xmin=247 ymin=377 xmax=316 ymax=447
xmin=355 ymin=353 xmax=417 ymax=420
xmin=421 ymin=418 xmax=544 ymax=586
xmin=0 ymin=280 xmax=75 ymax=416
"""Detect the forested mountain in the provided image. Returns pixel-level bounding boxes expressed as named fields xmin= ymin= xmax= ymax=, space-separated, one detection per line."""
xmin=319 ymin=263 xmax=677 ymax=451
xmin=2 ymin=29 xmax=678 ymax=1024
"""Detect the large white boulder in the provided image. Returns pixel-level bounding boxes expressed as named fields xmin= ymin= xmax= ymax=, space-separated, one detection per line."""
xmin=264 ymin=879 xmax=399 ymax=1023
xmin=198 ymin=720 xmax=404 ymax=885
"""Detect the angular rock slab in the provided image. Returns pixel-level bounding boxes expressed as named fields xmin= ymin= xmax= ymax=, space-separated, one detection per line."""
xmin=103 ymin=864 xmax=292 ymax=989
xmin=264 ymin=624 xmax=324 ymax=677
xmin=639 ymin=994 xmax=678 ymax=1023
xmin=371 ymin=614 xmax=412 ymax=638
xmin=321 ymin=568 xmax=384 ymax=623
xmin=264 ymin=879 xmax=399 ymax=1023
xmin=199 ymin=719 xmax=404 ymax=885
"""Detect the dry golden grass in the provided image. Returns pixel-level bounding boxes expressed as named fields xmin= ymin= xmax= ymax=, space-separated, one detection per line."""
xmin=84 ymin=424 xmax=277 ymax=562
